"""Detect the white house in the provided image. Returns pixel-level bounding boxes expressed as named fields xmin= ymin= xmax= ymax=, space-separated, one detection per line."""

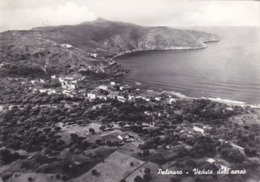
xmin=47 ymin=89 xmax=56 ymax=95
xmin=155 ymin=97 xmax=161 ymax=101
xmin=144 ymin=111 xmax=152 ymax=116
xmin=87 ymin=93 xmax=96 ymax=100
xmin=207 ymin=158 xmax=216 ymax=164
xmin=117 ymin=135 xmax=123 ymax=140
xmin=108 ymin=60 xmax=116 ymax=65
xmin=193 ymin=126 xmax=205 ymax=135
xmin=226 ymin=107 xmax=234 ymax=111
xmin=60 ymin=43 xmax=72 ymax=49
xmin=40 ymin=79 xmax=45 ymax=84
xmin=117 ymin=96 xmax=126 ymax=102
xmin=144 ymin=97 xmax=151 ymax=102
xmin=90 ymin=53 xmax=98 ymax=58
xmin=97 ymin=95 xmax=108 ymax=100
xmin=108 ymin=93 xmax=117 ymax=99
xmin=128 ymin=95 xmax=135 ymax=101
xmin=98 ymin=85 xmax=109 ymax=91
xmin=39 ymin=89 xmax=47 ymax=93
xmin=51 ymin=75 xmax=57 ymax=79
xmin=168 ymin=98 xmax=176 ymax=104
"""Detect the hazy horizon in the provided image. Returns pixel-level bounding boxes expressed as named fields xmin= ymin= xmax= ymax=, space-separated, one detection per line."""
xmin=0 ymin=0 xmax=259 ymax=32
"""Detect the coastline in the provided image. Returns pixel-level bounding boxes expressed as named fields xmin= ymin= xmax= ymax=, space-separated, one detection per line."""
xmin=110 ymin=46 xmax=206 ymax=60
xmin=112 ymin=38 xmax=260 ymax=109
xmin=120 ymin=79 xmax=260 ymax=109
xmin=145 ymin=87 xmax=260 ymax=109
xmin=110 ymin=39 xmax=220 ymax=60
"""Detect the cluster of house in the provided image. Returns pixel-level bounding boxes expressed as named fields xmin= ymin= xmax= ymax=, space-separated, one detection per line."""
xmin=86 ymin=82 xmax=179 ymax=106
xmin=86 ymin=82 xmax=134 ymax=102
xmin=27 ymin=74 xmax=86 ymax=97
xmin=176 ymin=124 xmax=213 ymax=138
xmin=26 ymin=79 xmax=56 ymax=95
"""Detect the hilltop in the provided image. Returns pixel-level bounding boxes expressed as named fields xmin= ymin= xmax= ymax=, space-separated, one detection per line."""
xmin=0 ymin=18 xmax=220 ymax=78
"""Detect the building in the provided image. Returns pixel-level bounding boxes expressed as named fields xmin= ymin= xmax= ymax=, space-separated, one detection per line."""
xmin=118 ymin=134 xmax=135 ymax=142
xmin=193 ymin=126 xmax=204 ymax=135
xmin=98 ymin=85 xmax=109 ymax=91
xmin=90 ymin=53 xmax=97 ymax=58
xmin=60 ymin=43 xmax=73 ymax=49
xmin=226 ymin=107 xmax=234 ymax=111
xmin=87 ymin=93 xmax=96 ymax=100
xmin=108 ymin=60 xmax=116 ymax=65
xmin=168 ymin=98 xmax=176 ymax=104
xmin=117 ymin=96 xmax=126 ymax=102
xmin=108 ymin=93 xmax=117 ymax=99
xmin=51 ymin=75 xmax=57 ymax=79
xmin=97 ymin=95 xmax=108 ymax=100
xmin=144 ymin=111 xmax=152 ymax=116
xmin=144 ymin=97 xmax=151 ymax=102
xmin=59 ymin=77 xmax=76 ymax=91
xmin=39 ymin=89 xmax=47 ymax=93
xmin=155 ymin=97 xmax=161 ymax=101
xmin=128 ymin=95 xmax=135 ymax=101
xmin=207 ymin=158 xmax=216 ymax=164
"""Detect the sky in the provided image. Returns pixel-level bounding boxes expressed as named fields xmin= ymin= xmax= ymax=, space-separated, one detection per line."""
xmin=0 ymin=0 xmax=259 ymax=32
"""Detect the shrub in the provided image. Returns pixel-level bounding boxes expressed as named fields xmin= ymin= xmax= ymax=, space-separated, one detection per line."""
xmin=0 ymin=149 xmax=21 ymax=164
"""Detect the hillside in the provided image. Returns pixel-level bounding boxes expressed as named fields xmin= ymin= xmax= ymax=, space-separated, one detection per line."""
xmin=0 ymin=18 xmax=220 ymax=77
xmin=33 ymin=18 xmax=220 ymax=56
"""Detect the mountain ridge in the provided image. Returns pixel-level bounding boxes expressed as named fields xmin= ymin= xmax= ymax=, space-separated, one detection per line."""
xmin=0 ymin=18 xmax=220 ymax=78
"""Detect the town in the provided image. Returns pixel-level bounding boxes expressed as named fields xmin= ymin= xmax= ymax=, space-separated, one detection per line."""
xmin=1 ymin=71 xmax=260 ymax=182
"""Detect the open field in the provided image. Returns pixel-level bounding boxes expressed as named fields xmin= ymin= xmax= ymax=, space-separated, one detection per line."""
xmin=73 ymin=151 xmax=144 ymax=182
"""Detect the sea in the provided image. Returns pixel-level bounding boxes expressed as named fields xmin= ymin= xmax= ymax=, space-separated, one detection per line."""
xmin=116 ymin=27 xmax=260 ymax=106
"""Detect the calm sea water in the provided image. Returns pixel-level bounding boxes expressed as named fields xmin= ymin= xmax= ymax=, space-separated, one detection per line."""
xmin=116 ymin=27 xmax=260 ymax=105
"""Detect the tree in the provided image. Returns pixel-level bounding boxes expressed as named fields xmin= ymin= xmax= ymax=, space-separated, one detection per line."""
xmin=119 ymin=121 xmax=126 ymax=128
xmin=0 ymin=149 xmax=20 ymax=164
xmin=143 ymin=173 xmax=152 ymax=182
xmin=245 ymin=147 xmax=257 ymax=157
xmin=99 ymin=125 xmax=106 ymax=131
xmin=95 ymin=139 xmax=102 ymax=145
xmin=54 ymin=126 xmax=61 ymax=132
xmin=220 ymin=147 xmax=245 ymax=163
xmin=134 ymin=175 xmax=143 ymax=182
xmin=144 ymin=167 xmax=151 ymax=174
xmin=143 ymin=150 xmax=150 ymax=156
xmin=89 ymin=128 xmax=95 ymax=134
xmin=91 ymin=169 xmax=99 ymax=176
